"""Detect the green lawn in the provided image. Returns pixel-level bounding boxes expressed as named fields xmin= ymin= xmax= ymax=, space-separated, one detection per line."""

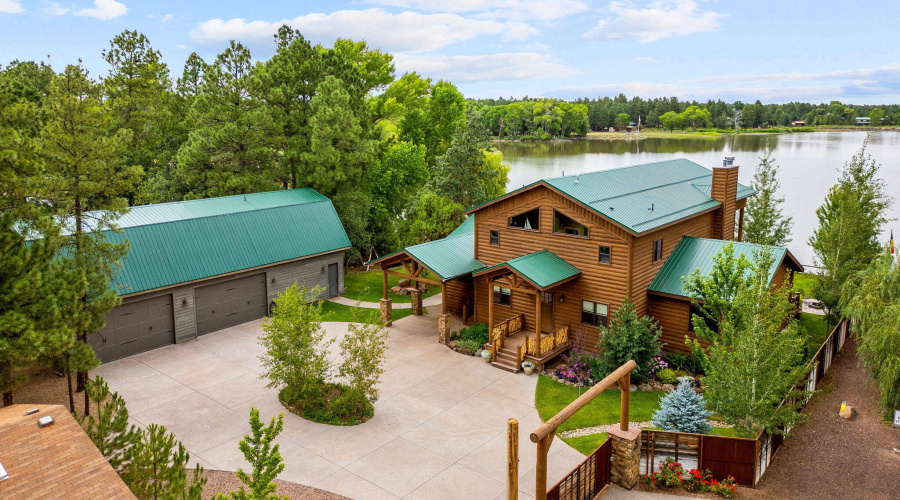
xmin=320 ymin=300 xmax=417 ymax=323
xmin=561 ymin=433 xmax=609 ymax=455
xmin=793 ymin=272 xmax=817 ymax=298
xmin=343 ymin=269 xmax=441 ymax=304
xmin=800 ymin=312 xmax=831 ymax=358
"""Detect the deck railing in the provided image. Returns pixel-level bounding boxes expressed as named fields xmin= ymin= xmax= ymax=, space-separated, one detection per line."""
xmin=491 ymin=313 xmax=525 ymax=361
xmin=525 ymin=325 xmax=569 ymax=357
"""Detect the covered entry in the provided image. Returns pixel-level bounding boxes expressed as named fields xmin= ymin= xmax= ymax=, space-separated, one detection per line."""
xmin=91 ymin=294 xmax=175 ymax=362
xmin=194 ymin=273 xmax=267 ymax=335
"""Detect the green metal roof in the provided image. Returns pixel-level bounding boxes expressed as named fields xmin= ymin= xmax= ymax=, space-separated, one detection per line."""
xmin=447 ymin=216 xmax=474 ymax=237
xmin=473 ymin=249 xmax=581 ymax=289
xmin=93 ymin=189 xmax=351 ymax=296
xmin=469 ymin=159 xmax=755 ymax=235
xmin=648 ymin=237 xmax=801 ymax=298
xmin=403 ymin=232 xmax=485 ymax=281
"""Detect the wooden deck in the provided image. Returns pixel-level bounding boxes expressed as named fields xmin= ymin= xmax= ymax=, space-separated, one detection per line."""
xmin=486 ymin=329 xmax=569 ymax=373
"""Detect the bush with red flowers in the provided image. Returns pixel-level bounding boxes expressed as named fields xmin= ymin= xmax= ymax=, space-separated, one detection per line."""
xmin=640 ymin=460 xmax=738 ymax=497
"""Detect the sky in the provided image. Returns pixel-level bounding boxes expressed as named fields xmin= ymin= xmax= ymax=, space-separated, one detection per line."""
xmin=2 ymin=0 xmax=900 ymax=104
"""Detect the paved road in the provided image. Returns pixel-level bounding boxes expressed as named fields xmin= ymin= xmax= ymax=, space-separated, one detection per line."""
xmin=94 ymin=313 xmax=585 ymax=500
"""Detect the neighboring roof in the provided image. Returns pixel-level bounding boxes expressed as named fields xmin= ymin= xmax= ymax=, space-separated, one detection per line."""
xmin=648 ymin=237 xmax=804 ymax=298
xmin=447 ymin=216 xmax=474 ymax=237
xmin=0 ymin=404 xmax=135 ymax=499
xmin=474 ymin=249 xmax=581 ymax=290
xmin=466 ymin=159 xmax=755 ymax=235
xmin=89 ymin=189 xmax=351 ymax=296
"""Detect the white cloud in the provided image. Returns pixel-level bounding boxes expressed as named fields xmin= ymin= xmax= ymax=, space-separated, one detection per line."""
xmin=365 ymin=0 xmax=590 ymax=21
xmin=394 ymin=52 xmax=577 ymax=82
xmin=0 ymin=0 xmax=24 ymax=14
xmin=74 ymin=0 xmax=127 ymax=20
xmin=191 ymin=9 xmax=535 ymax=52
xmin=148 ymin=13 xmax=175 ymax=23
xmin=43 ymin=2 xmax=70 ymax=15
xmin=584 ymin=0 xmax=727 ymax=43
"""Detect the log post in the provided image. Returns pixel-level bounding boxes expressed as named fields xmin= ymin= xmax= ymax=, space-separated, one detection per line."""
xmin=488 ymin=279 xmax=495 ymax=333
xmin=534 ymin=292 xmax=542 ymax=356
xmin=382 ymin=267 xmax=389 ymax=300
xmin=441 ymin=282 xmax=447 ymax=315
xmin=620 ymin=372 xmax=630 ymax=432
xmin=737 ymin=207 xmax=745 ymax=242
xmin=535 ymin=433 xmax=553 ymax=500
xmin=507 ymin=418 xmax=519 ymax=500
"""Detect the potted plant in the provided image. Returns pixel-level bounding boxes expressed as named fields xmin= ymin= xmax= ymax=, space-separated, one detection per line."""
xmin=521 ymin=361 xmax=535 ymax=375
xmin=480 ymin=349 xmax=493 ymax=363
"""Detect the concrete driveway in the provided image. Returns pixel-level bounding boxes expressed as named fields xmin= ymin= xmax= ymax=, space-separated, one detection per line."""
xmin=94 ymin=313 xmax=585 ymax=500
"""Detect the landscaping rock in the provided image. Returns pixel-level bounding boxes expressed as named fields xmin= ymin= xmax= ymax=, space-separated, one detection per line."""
xmin=390 ymin=285 xmax=402 ymax=294
xmin=661 ymin=384 xmax=675 ymax=392
xmin=839 ymin=402 xmax=856 ymax=419
xmin=629 ymin=384 xmax=637 ymax=392
xmin=449 ymin=340 xmax=459 ymax=349
xmin=397 ymin=288 xmax=409 ymax=295
xmin=638 ymin=383 xmax=653 ymax=392
xmin=398 ymin=278 xmax=411 ymax=287
xmin=418 ymin=283 xmax=428 ymax=291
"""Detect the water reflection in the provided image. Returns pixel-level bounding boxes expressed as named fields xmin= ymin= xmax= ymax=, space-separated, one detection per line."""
xmin=496 ymin=131 xmax=900 ymax=265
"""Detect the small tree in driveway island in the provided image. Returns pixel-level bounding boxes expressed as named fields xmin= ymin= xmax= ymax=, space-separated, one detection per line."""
xmin=259 ymin=284 xmax=332 ymax=405
xmin=651 ymin=381 xmax=713 ymax=434
xmin=216 ymin=408 xmax=287 ymax=500
xmin=337 ymin=307 xmax=388 ymax=415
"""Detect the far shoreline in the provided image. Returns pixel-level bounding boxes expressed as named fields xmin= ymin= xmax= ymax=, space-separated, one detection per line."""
xmin=492 ymin=127 xmax=900 ymax=143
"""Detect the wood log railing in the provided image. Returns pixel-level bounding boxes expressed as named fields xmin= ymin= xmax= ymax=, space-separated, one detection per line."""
xmin=525 ymin=325 xmax=569 ymax=357
xmin=491 ymin=313 xmax=525 ymax=361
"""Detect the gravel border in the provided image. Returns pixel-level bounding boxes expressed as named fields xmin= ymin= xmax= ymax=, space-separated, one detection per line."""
xmin=199 ymin=469 xmax=349 ymax=500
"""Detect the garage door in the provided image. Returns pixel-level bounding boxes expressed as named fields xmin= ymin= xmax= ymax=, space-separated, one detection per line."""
xmin=91 ymin=294 xmax=175 ymax=362
xmin=194 ymin=273 xmax=267 ymax=335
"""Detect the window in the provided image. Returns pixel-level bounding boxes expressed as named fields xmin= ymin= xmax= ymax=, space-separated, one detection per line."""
xmin=493 ymin=286 xmax=511 ymax=306
xmin=652 ymin=239 xmax=663 ymax=262
xmin=553 ymin=210 xmax=588 ymax=237
xmin=508 ymin=208 xmax=540 ymax=230
xmin=688 ymin=303 xmax=718 ymax=333
xmin=490 ymin=230 xmax=499 ymax=246
xmin=598 ymin=246 xmax=611 ymax=264
xmin=581 ymin=300 xmax=608 ymax=328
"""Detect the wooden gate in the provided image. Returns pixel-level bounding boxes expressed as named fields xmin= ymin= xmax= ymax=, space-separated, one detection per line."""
xmin=547 ymin=438 xmax=610 ymax=500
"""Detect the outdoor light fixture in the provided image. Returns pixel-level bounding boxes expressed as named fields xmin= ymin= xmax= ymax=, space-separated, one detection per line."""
xmin=182 ymin=298 xmax=188 ymax=306
xmin=559 ymin=295 xmax=565 ymax=304
xmin=271 ymin=277 xmax=276 ymax=284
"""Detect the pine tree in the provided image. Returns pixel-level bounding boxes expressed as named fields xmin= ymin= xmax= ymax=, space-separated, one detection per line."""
xmin=809 ymin=139 xmax=890 ymax=323
xmin=743 ymin=142 xmax=793 ymax=246
xmin=78 ymin=376 xmax=141 ymax=472
xmin=176 ymin=42 xmax=276 ymax=198
xmin=124 ymin=424 xmax=206 ymax=500
xmin=215 ymin=409 xmax=287 ymax=500
xmin=40 ymin=63 xmax=139 ymax=414
xmin=651 ymin=381 xmax=713 ymax=434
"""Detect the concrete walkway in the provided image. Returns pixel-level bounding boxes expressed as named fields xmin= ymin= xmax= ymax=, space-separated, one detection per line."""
xmin=94 ymin=312 xmax=585 ymax=500
xmin=328 ymin=293 xmax=444 ymax=310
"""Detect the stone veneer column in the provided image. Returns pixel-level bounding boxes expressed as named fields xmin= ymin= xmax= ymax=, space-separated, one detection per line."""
xmin=437 ymin=313 xmax=452 ymax=344
xmin=410 ymin=289 xmax=423 ymax=316
xmin=380 ymin=298 xmax=393 ymax=327
xmin=608 ymin=426 xmax=642 ymax=490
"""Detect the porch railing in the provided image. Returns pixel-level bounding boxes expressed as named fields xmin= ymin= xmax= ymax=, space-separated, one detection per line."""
xmin=491 ymin=313 xmax=525 ymax=361
xmin=525 ymin=325 xmax=569 ymax=357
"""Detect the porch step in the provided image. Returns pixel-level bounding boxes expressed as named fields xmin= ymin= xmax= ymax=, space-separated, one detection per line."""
xmin=491 ymin=359 xmax=519 ymax=373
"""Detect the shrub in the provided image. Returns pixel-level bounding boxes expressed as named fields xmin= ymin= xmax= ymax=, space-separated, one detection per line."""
xmin=456 ymin=339 xmax=482 ymax=355
xmin=656 ymin=368 xmax=678 ymax=384
xmin=649 ymin=356 xmax=668 ymax=375
xmin=651 ymin=381 xmax=713 ymax=434
xmin=595 ymin=298 xmax=663 ymax=382
xmin=338 ymin=314 xmax=387 ymax=407
xmin=665 ymin=351 xmax=704 ymax=374
xmin=458 ymin=322 xmax=490 ymax=345
xmin=641 ymin=458 xmax=683 ymax=489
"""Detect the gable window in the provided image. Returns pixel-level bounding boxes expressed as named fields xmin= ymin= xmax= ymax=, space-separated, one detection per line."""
xmin=652 ymin=239 xmax=663 ymax=262
xmin=493 ymin=286 xmax=511 ymax=306
xmin=688 ymin=303 xmax=718 ymax=333
xmin=508 ymin=208 xmax=540 ymax=230
xmin=553 ymin=210 xmax=588 ymax=237
xmin=581 ymin=300 xmax=608 ymax=328
xmin=490 ymin=230 xmax=500 ymax=246
xmin=598 ymin=246 xmax=611 ymax=264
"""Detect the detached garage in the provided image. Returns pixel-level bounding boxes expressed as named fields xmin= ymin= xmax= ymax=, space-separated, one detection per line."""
xmin=89 ymin=188 xmax=351 ymax=362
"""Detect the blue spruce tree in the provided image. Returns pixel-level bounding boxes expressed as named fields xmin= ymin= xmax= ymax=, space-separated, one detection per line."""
xmin=651 ymin=381 xmax=713 ymax=434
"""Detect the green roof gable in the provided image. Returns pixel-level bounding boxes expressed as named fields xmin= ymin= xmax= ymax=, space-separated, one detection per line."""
xmin=648 ymin=237 xmax=802 ymax=298
xmin=474 ymin=249 xmax=581 ymax=290
xmin=403 ymin=232 xmax=485 ymax=281
xmin=94 ymin=189 xmax=351 ymax=296
xmin=447 ymin=216 xmax=474 ymax=237
xmin=469 ymin=159 xmax=755 ymax=235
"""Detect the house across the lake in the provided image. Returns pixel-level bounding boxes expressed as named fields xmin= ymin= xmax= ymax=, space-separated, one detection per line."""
xmin=89 ymin=189 xmax=351 ymax=362
xmin=856 ymin=117 xmax=871 ymax=126
xmin=372 ymin=158 xmax=802 ymax=372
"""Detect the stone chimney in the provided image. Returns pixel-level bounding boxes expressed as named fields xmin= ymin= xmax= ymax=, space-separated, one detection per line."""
xmin=711 ymin=157 xmax=739 ymax=241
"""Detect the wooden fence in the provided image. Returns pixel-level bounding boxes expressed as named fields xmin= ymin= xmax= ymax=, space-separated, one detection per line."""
xmin=641 ymin=318 xmax=850 ymax=487
xmin=547 ymin=438 xmax=611 ymax=500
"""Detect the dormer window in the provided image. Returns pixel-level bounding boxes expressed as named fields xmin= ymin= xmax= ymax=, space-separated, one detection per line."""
xmin=508 ymin=208 xmax=540 ymax=230
xmin=553 ymin=210 xmax=588 ymax=237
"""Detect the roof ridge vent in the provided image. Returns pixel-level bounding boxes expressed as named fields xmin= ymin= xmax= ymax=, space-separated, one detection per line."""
xmin=575 ymin=173 xmax=580 ymax=184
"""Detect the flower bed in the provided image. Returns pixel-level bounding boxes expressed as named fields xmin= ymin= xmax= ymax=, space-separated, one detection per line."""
xmin=641 ymin=458 xmax=737 ymax=498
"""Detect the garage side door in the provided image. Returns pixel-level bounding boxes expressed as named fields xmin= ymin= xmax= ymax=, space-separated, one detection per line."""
xmin=194 ymin=273 xmax=267 ymax=336
xmin=91 ymin=294 xmax=175 ymax=362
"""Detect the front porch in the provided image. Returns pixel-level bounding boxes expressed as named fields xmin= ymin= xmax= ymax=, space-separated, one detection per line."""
xmin=485 ymin=314 xmax=571 ymax=373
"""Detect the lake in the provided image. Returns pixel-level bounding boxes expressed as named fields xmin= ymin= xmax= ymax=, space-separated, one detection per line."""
xmin=496 ymin=131 xmax=900 ymax=266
